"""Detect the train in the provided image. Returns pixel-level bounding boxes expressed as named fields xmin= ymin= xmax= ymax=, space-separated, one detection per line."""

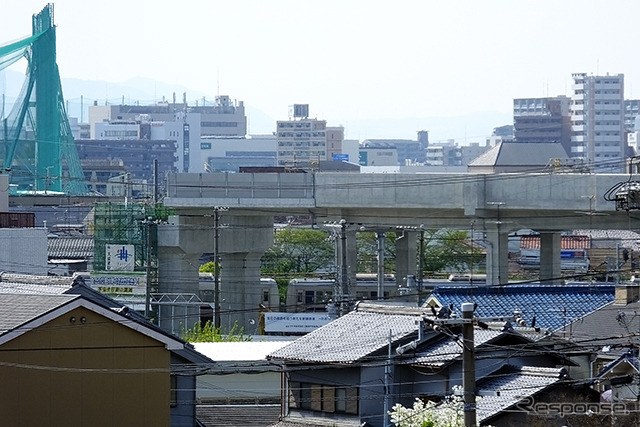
xmin=285 ymin=276 xmax=399 ymax=312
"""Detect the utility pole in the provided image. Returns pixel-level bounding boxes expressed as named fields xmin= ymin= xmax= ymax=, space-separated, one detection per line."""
xmin=145 ymin=217 xmax=152 ymax=318
xmin=417 ymin=226 xmax=425 ymax=292
xmin=340 ymin=219 xmax=349 ymax=315
xmin=377 ymin=231 xmax=385 ymax=300
xmin=214 ymin=207 xmax=221 ymax=329
xmin=462 ymin=302 xmax=477 ymax=427
xmin=383 ymin=329 xmax=392 ymax=427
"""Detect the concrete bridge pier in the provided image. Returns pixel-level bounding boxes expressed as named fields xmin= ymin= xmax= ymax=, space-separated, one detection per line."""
xmin=157 ymin=215 xmax=213 ymax=335
xmin=336 ymin=227 xmax=358 ymax=301
xmin=396 ymin=230 xmax=418 ymax=290
xmin=539 ymin=231 xmax=562 ymax=285
xmin=156 ymin=213 xmax=274 ymax=335
xmin=485 ymin=227 xmax=510 ymax=286
xmin=218 ymin=214 xmax=274 ymax=333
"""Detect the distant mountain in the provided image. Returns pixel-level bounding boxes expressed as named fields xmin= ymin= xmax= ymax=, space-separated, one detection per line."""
xmin=1 ymin=69 xmax=510 ymax=143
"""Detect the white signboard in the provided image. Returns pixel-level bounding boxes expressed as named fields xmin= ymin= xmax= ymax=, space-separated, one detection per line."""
xmin=264 ymin=312 xmax=331 ymax=333
xmin=88 ymin=273 xmax=147 ymax=295
xmin=105 ymin=244 xmax=135 ymax=271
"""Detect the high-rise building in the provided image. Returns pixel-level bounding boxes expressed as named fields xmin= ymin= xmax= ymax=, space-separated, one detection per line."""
xmin=570 ymin=73 xmax=625 ymax=172
xmin=276 ymin=105 xmax=328 ymax=167
xmin=513 ymin=96 xmax=571 ymax=153
xmin=624 ymin=99 xmax=640 ymax=132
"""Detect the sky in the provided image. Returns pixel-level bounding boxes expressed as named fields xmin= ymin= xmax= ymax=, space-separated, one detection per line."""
xmin=1 ymin=0 xmax=640 ymax=143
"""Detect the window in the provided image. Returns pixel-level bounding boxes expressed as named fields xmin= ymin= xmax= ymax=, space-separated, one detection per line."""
xmin=290 ymin=381 xmax=358 ymax=415
xmin=263 ymin=291 xmax=269 ymax=302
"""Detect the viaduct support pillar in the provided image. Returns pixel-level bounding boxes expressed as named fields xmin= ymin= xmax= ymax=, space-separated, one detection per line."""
xmin=396 ymin=230 xmax=417 ymax=288
xmin=540 ymin=231 xmax=562 ymax=285
xmin=336 ymin=227 xmax=357 ymax=304
xmin=157 ymin=213 xmax=273 ymax=335
xmin=485 ymin=228 xmax=509 ymax=286
xmin=157 ymin=215 xmax=213 ymax=335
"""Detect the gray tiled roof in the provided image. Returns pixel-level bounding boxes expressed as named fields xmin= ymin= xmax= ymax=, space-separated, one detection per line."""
xmin=476 ymin=366 xmax=562 ymax=423
xmin=48 ymin=236 xmax=94 ymax=259
xmin=0 ymin=293 xmax=78 ymax=334
xmin=0 ymin=281 xmax=71 ymax=295
xmin=268 ymin=304 xmax=425 ymax=363
xmin=469 ymin=142 xmax=568 ymax=167
xmin=407 ymin=330 xmax=504 ymax=367
xmin=564 ymin=299 xmax=640 ymax=349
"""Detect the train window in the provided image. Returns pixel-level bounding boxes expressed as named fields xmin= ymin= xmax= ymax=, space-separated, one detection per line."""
xmin=263 ymin=291 xmax=269 ymax=302
xmin=297 ymin=292 xmax=303 ymax=303
xmin=305 ymin=291 xmax=315 ymax=304
xmin=370 ymin=291 xmax=377 ymax=299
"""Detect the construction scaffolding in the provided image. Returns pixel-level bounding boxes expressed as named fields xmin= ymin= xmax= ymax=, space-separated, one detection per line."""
xmin=0 ymin=4 xmax=87 ymax=194
xmin=92 ymin=202 xmax=173 ymax=318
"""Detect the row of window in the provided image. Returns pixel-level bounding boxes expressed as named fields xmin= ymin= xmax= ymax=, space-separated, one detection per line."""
xmin=278 ymin=142 xmax=326 ymax=147
xmin=201 ymin=121 xmax=239 ymax=127
xmin=102 ymin=130 xmax=138 ymax=138
xmin=278 ymin=122 xmax=312 ymax=129
xmin=278 ymin=151 xmax=326 ymax=157
xmin=278 ymin=132 xmax=326 ymax=138
xmin=289 ymin=382 xmax=358 ymax=415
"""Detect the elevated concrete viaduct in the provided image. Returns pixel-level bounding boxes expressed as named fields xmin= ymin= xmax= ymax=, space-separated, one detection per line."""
xmin=160 ymin=172 xmax=637 ymax=331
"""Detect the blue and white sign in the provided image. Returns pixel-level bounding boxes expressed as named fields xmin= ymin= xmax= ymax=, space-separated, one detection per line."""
xmin=264 ymin=312 xmax=331 ymax=333
xmin=333 ymin=153 xmax=349 ymax=162
xmin=105 ymin=244 xmax=135 ymax=271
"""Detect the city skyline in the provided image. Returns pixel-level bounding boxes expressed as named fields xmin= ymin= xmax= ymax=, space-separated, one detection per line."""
xmin=1 ymin=0 xmax=640 ymax=143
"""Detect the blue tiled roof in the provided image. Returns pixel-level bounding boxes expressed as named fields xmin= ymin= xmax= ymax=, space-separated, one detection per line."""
xmin=426 ymin=284 xmax=615 ymax=332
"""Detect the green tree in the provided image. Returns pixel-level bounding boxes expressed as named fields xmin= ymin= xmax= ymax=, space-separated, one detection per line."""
xmin=199 ymin=261 xmax=220 ymax=274
xmin=421 ymin=229 xmax=484 ymax=275
xmin=261 ymin=228 xmax=334 ymax=277
xmin=357 ymin=231 xmax=397 ymax=273
xmin=182 ymin=320 xmax=251 ymax=342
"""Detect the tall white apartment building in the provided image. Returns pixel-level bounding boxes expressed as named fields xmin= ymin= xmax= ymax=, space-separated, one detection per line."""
xmin=276 ymin=104 xmax=327 ymax=167
xmin=570 ymin=73 xmax=625 ymax=172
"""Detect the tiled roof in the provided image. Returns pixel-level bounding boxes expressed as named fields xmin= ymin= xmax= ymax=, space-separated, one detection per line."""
xmin=407 ymin=330 xmax=504 ymax=367
xmin=197 ymin=404 xmax=280 ymax=427
xmin=48 ymin=236 xmax=94 ymax=259
xmin=572 ymin=229 xmax=640 ymax=252
xmin=476 ymin=366 xmax=563 ymax=423
xmin=0 ymin=293 xmax=78 ymax=334
xmin=426 ymin=284 xmax=614 ymax=332
xmin=268 ymin=304 xmax=426 ymax=363
xmin=564 ymin=299 xmax=640 ymax=348
xmin=469 ymin=142 xmax=568 ymax=168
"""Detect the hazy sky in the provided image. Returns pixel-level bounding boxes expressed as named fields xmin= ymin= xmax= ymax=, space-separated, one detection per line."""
xmin=1 ymin=0 xmax=640 ymax=142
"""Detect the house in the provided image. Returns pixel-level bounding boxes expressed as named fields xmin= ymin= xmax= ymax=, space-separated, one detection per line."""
xmin=467 ymin=141 xmax=569 ymax=174
xmin=47 ymin=235 xmax=94 ymax=274
xmin=267 ymin=302 xmax=573 ymax=427
xmin=0 ymin=276 xmax=214 ymax=427
xmin=424 ymin=283 xmax=615 ymax=332
xmin=560 ymin=281 xmax=640 ymax=406
xmin=194 ymin=340 xmax=293 ymax=426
